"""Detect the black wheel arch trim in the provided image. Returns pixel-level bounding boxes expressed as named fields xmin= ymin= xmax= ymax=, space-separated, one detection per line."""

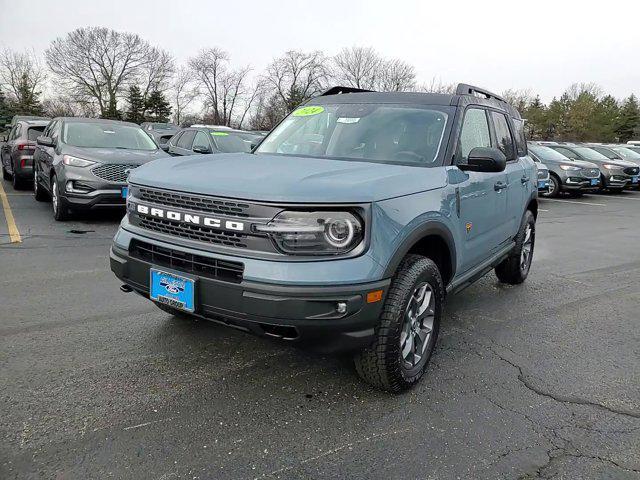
xmin=382 ymin=221 xmax=457 ymax=281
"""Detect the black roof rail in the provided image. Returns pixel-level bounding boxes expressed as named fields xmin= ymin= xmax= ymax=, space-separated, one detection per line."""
xmin=319 ymin=86 xmax=374 ymax=96
xmin=456 ymin=83 xmax=505 ymax=103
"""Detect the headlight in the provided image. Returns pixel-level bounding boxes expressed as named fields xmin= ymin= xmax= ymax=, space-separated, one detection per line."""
xmin=62 ymin=155 xmax=95 ymax=167
xmin=255 ymin=211 xmax=363 ymax=255
xmin=603 ymin=164 xmax=621 ymax=170
xmin=559 ymin=164 xmax=581 ymax=171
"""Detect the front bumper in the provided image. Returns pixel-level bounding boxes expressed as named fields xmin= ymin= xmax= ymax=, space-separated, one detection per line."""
xmin=57 ymin=166 xmax=127 ymax=209
xmin=110 ymin=242 xmax=389 ymax=354
xmin=562 ymin=176 xmax=601 ymax=191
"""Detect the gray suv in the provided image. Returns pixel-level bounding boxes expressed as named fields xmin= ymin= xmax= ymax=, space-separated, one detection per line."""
xmin=1 ymin=119 xmax=50 ymax=189
xmin=33 ymin=118 xmax=168 ymax=220
xmin=110 ymin=84 xmax=538 ymax=392
xmin=527 ymin=143 xmax=600 ymax=197
xmin=547 ymin=144 xmax=638 ymax=192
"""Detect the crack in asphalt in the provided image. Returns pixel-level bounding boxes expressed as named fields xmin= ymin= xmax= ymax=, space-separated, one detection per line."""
xmin=485 ymin=345 xmax=640 ymax=420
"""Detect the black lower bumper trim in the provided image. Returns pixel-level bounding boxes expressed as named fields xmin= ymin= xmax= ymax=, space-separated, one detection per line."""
xmin=110 ymin=246 xmax=389 ymax=353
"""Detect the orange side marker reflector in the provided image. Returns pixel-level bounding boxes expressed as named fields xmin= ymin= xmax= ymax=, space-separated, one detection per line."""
xmin=366 ymin=290 xmax=383 ymax=303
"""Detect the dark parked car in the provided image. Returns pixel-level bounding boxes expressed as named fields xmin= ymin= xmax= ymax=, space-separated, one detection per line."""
xmin=527 ymin=143 xmax=600 ymax=197
xmin=1 ymin=119 xmax=50 ymax=189
xmin=141 ymin=122 xmax=181 ymax=148
xmin=547 ymin=144 xmax=638 ymax=192
xmin=166 ymin=127 xmax=263 ymax=156
xmin=33 ymin=117 xmax=168 ymax=220
xmin=587 ymin=144 xmax=640 ymax=189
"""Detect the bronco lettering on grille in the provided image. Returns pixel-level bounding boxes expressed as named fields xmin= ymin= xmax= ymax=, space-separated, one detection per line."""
xmin=135 ymin=204 xmax=245 ymax=231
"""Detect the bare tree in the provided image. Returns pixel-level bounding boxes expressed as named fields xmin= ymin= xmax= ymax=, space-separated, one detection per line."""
xmin=189 ymin=48 xmax=252 ymax=126
xmin=376 ymin=58 xmax=416 ymax=92
xmin=265 ymin=50 xmax=328 ymax=113
xmin=0 ymin=49 xmax=47 ymax=106
xmin=138 ymin=48 xmax=175 ymax=100
xmin=332 ymin=46 xmax=380 ymax=90
xmin=171 ymin=66 xmax=199 ymax=125
xmin=417 ymin=78 xmax=456 ymax=94
xmin=501 ymin=88 xmax=535 ymax=112
xmin=45 ymin=27 xmax=156 ymax=118
xmin=237 ymin=79 xmax=266 ymax=129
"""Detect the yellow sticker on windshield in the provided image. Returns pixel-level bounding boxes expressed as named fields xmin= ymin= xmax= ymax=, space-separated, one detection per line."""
xmin=211 ymin=132 xmax=229 ymax=136
xmin=292 ymin=106 xmax=324 ymax=117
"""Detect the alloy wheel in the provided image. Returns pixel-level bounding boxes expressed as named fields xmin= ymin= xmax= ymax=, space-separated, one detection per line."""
xmin=400 ymin=282 xmax=435 ymax=368
xmin=52 ymin=179 xmax=59 ymax=215
xmin=520 ymin=224 xmax=534 ymax=274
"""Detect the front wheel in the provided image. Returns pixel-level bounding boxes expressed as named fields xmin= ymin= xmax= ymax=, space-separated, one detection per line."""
xmin=51 ymin=174 xmax=70 ymax=221
xmin=33 ymin=168 xmax=48 ymax=201
xmin=354 ymin=254 xmax=443 ymax=392
xmin=11 ymin=165 xmax=26 ymax=190
xmin=495 ymin=210 xmax=535 ymax=285
xmin=2 ymin=163 xmax=11 ymax=181
xmin=542 ymin=174 xmax=560 ymax=198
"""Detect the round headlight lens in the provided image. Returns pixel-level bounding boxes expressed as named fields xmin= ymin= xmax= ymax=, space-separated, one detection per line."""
xmin=324 ymin=218 xmax=355 ymax=248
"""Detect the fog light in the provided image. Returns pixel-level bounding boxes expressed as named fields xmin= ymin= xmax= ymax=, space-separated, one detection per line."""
xmin=336 ymin=302 xmax=347 ymax=314
xmin=66 ymin=180 xmax=91 ymax=193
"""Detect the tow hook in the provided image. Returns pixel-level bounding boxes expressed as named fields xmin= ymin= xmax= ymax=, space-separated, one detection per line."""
xmin=120 ymin=284 xmax=133 ymax=293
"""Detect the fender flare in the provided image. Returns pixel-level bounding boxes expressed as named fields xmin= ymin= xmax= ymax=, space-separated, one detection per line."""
xmin=382 ymin=221 xmax=457 ymax=279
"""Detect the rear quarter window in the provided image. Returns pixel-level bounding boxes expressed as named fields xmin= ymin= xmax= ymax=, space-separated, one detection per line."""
xmin=512 ymin=119 xmax=527 ymax=157
xmin=27 ymin=126 xmax=46 ymax=141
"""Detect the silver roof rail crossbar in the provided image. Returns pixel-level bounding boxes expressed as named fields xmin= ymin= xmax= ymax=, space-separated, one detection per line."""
xmin=455 ymin=83 xmax=505 ymax=103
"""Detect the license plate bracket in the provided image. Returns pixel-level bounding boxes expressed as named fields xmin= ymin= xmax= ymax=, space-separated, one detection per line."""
xmin=150 ymin=269 xmax=195 ymax=312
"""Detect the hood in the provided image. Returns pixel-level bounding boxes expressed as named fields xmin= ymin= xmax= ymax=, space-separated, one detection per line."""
xmin=582 ymin=156 xmax=636 ymax=168
xmin=565 ymin=159 xmax=600 ymax=169
xmin=128 ymin=153 xmax=448 ymax=203
xmin=65 ymin=145 xmax=168 ymax=165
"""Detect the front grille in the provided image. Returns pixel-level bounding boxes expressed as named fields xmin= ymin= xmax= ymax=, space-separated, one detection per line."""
xmin=130 ymin=240 xmax=244 ymax=283
xmin=137 ymin=187 xmax=250 ymax=218
xmin=623 ymin=167 xmax=639 ymax=176
xmin=580 ymin=168 xmax=600 ymax=179
xmin=92 ymin=164 xmax=139 ymax=183
xmin=138 ymin=216 xmax=248 ymax=248
xmin=537 ymin=169 xmax=549 ymax=180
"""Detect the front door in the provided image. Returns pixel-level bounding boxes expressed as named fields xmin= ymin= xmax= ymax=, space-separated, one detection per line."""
xmin=454 ymin=107 xmax=508 ymax=274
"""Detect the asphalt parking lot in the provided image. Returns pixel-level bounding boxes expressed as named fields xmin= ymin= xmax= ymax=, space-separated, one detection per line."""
xmin=1 ymin=181 xmax=639 ymax=480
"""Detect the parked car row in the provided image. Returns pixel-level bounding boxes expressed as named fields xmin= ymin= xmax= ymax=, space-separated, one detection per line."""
xmin=1 ymin=116 xmax=265 ymax=221
xmin=529 ymin=141 xmax=640 ymax=197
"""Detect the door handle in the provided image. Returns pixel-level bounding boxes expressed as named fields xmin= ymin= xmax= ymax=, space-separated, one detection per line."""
xmin=494 ymin=181 xmax=508 ymax=191
xmin=521 ymin=175 xmax=530 ymax=184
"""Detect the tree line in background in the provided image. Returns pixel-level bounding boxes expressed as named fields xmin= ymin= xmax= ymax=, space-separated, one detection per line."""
xmin=0 ymin=26 xmax=639 ymax=142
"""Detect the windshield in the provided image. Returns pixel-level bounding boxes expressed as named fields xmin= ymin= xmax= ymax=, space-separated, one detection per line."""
xmin=528 ymin=144 xmax=572 ymax=162
xmin=63 ymin=122 xmax=158 ymax=150
xmin=612 ymin=147 xmax=640 ymax=160
xmin=573 ymin=147 xmax=609 ymax=161
xmin=256 ymin=104 xmax=450 ymax=165
xmin=209 ymin=131 xmax=254 ymax=153
xmin=150 ymin=123 xmax=177 ymax=131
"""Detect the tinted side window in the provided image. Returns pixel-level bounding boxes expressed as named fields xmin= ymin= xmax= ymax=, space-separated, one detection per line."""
xmin=50 ymin=121 xmax=61 ymax=141
xmin=27 ymin=126 xmax=46 ymax=141
xmin=554 ymin=147 xmax=578 ymax=159
xmin=169 ymin=131 xmax=182 ymax=146
xmin=512 ymin=118 xmax=527 ymax=156
xmin=13 ymin=124 xmax=22 ymax=139
xmin=177 ymin=130 xmax=195 ymax=149
xmin=193 ymin=131 xmax=210 ymax=151
xmin=491 ymin=112 xmax=515 ymax=161
xmin=459 ymin=108 xmax=492 ymax=160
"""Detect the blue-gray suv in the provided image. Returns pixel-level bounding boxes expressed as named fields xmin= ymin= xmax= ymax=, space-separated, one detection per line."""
xmin=110 ymin=84 xmax=538 ymax=392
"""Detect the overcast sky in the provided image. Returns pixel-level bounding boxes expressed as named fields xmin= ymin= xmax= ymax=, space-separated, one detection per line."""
xmin=1 ymin=0 xmax=638 ymax=102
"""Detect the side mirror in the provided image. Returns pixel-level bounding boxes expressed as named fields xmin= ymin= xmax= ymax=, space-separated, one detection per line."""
xmin=37 ymin=136 xmax=55 ymax=147
xmin=459 ymin=147 xmax=506 ymax=173
xmin=192 ymin=145 xmax=211 ymax=154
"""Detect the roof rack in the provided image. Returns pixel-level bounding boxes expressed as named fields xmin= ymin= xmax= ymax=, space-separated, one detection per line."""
xmin=319 ymin=86 xmax=374 ymax=96
xmin=455 ymin=83 xmax=505 ymax=103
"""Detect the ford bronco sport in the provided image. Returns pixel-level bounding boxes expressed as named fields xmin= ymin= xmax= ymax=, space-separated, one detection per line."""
xmin=110 ymin=84 xmax=538 ymax=392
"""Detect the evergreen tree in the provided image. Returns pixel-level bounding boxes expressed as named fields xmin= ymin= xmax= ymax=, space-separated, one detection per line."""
xmin=0 ymin=88 xmax=11 ymax=128
xmin=594 ymin=95 xmax=620 ymax=142
xmin=615 ymin=95 xmax=640 ymax=142
xmin=145 ymin=90 xmax=171 ymax=122
xmin=126 ymin=85 xmax=146 ymax=124
xmin=12 ymin=73 xmax=43 ymax=115
xmin=522 ymin=96 xmax=548 ymax=140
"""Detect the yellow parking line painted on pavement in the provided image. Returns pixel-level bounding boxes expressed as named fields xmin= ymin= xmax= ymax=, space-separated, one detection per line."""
xmin=0 ymin=181 xmax=21 ymax=243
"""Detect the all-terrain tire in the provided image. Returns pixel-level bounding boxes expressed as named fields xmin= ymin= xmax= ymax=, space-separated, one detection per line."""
xmin=354 ymin=254 xmax=443 ymax=393
xmin=495 ymin=210 xmax=535 ymax=285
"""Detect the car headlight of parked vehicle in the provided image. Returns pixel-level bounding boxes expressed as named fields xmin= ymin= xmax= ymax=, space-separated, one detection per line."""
xmin=62 ymin=155 xmax=96 ymax=167
xmin=603 ymin=164 xmax=622 ymax=170
xmin=559 ymin=164 xmax=581 ymax=171
xmin=255 ymin=210 xmax=363 ymax=255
